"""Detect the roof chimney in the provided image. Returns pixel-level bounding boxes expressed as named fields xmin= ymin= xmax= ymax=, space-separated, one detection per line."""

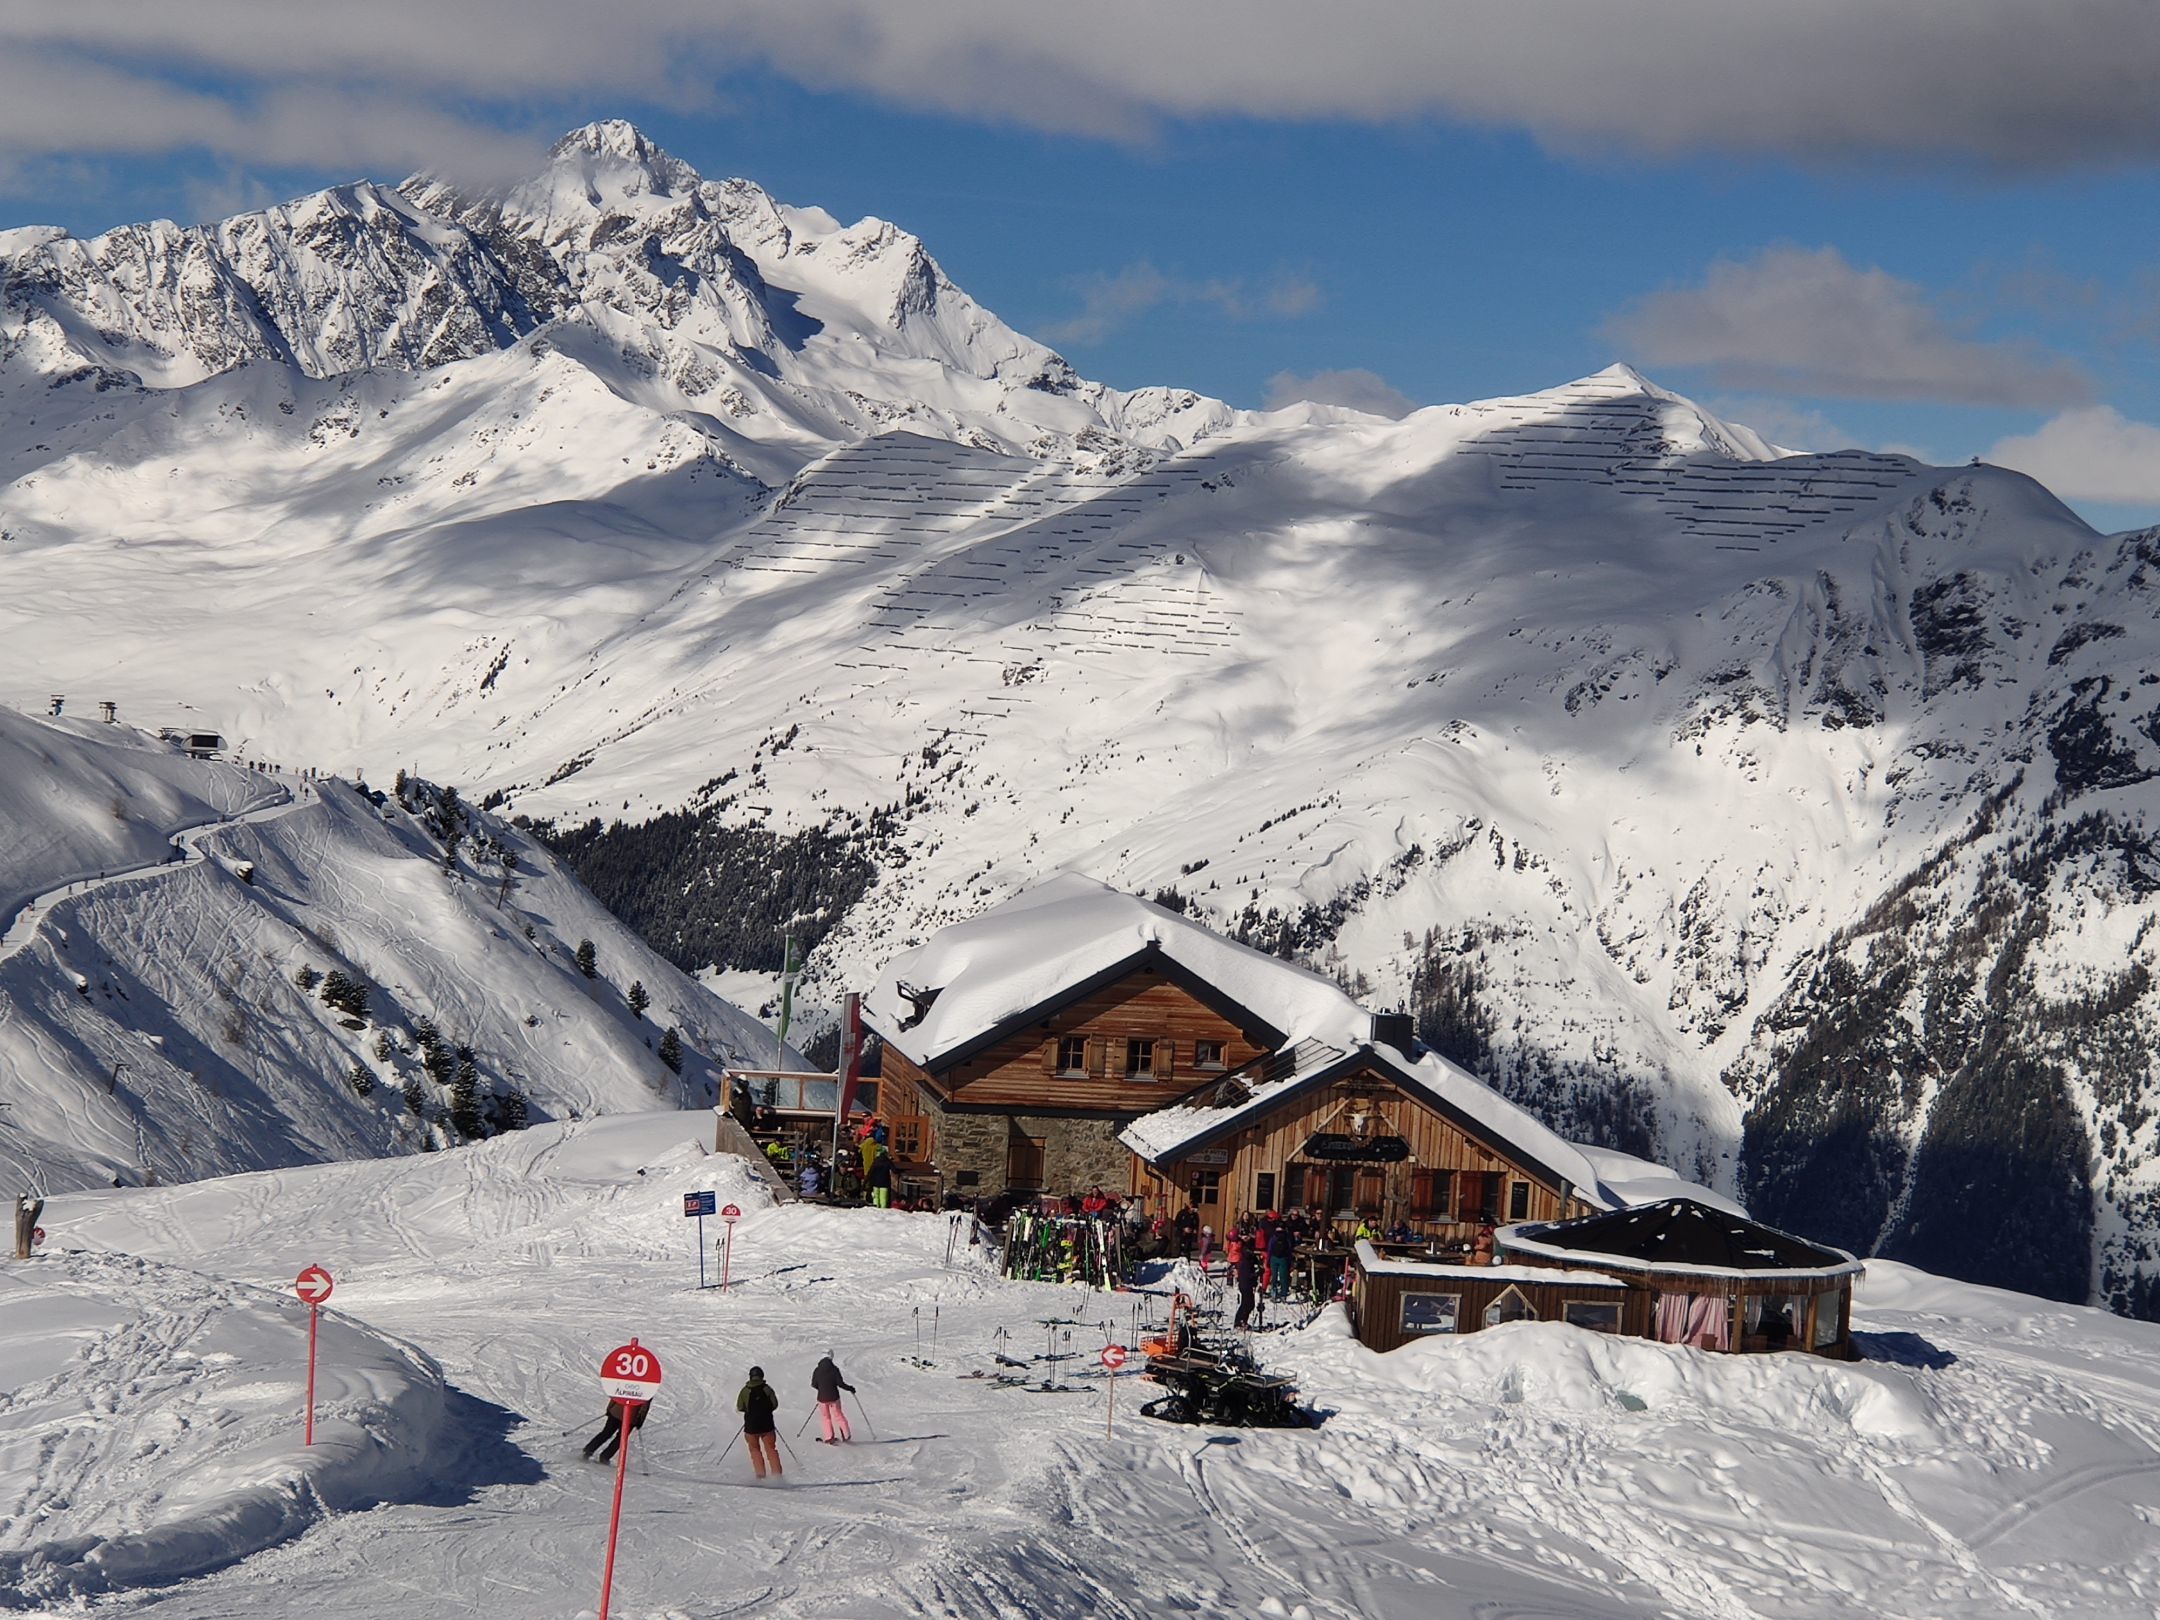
xmin=1369 ymin=1012 xmax=1414 ymax=1056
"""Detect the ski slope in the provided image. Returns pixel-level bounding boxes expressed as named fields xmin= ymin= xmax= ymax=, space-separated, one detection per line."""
xmin=0 ymin=708 xmax=792 ymax=1195
xmin=8 ymin=1116 xmax=2160 ymax=1617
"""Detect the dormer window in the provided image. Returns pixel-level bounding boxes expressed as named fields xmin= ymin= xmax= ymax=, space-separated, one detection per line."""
xmin=1125 ymin=1038 xmax=1156 ymax=1079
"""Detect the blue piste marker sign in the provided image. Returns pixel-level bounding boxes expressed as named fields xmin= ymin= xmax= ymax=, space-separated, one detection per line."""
xmin=684 ymin=1191 xmax=717 ymax=1287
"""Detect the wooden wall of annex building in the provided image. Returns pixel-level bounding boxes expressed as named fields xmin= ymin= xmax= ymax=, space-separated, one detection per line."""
xmin=1352 ymin=1271 xmax=1639 ymax=1354
xmin=1152 ymin=1065 xmax=1588 ymax=1230
xmin=939 ymin=971 xmax=1268 ymax=1113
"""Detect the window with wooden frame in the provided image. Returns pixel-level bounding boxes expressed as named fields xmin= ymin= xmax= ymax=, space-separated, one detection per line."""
xmin=1194 ymin=1038 xmax=1227 ymax=1071
xmin=1188 ymin=1169 xmax=1222 ymax=1205
xmin=1482 ymin=1285 xmax=1538 ymax=1327
xmin=1458 ymin=1170 xmax=1502 ymax=1222
xmin=1355 ymin=1168 xmax=1385 ymax=1213
xmin=1508 ymin=1179 xmax=1532 ymax=1221
xmin=1400 ymin=1292 xmax=1460 ymax=1335
xmin=1562 ymin=1300 xmax=1621 ymax=1334
xmin=1254 ymin=1171 xmax=1277 ymax=1212
xmin=1124 ymin=1037 xmax=1156 ymax=1079
xmin=1409 ymin=1169 xmax=1453 ymax=1218
xmin=890 ymin=1115 xmax=927 ymax=1161
xmin=1053 ymin=1035 xmax=1088 ymax=1076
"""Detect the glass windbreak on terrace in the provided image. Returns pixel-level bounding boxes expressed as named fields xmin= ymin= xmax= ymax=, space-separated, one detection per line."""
xmin=744 ymin=1074 xmax=880 ymax=1115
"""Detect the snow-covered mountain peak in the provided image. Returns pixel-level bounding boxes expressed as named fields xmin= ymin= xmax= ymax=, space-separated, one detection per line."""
xmin=2 ymin=120 xmax=1239 ymax=473
xmin=548 ymin=117 xmax=703 ymax=188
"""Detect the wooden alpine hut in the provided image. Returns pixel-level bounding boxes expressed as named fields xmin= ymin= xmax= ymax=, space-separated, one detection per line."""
xmin=1496 ymin=1198 xmax=1864 ymax=1358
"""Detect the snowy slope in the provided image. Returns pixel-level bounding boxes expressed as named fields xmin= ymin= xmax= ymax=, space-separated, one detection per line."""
xmin=11 ymin=1121 xmax=2160 ymax=1617
xmin=5 ymin=125 xmax=2160 ymax=1312
xmin=0 ymin=709 xmax=791 ymax=1195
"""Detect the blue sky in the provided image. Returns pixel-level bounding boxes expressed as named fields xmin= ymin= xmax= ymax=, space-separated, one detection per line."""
xmin=1 ymin=5 xmax=2155 ymax=527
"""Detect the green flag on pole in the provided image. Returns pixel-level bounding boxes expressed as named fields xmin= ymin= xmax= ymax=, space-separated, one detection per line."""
xmin=774 ymin=934 xmax=800 ymax=1066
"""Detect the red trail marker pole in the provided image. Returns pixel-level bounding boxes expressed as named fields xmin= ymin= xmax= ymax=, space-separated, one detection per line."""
xmin=595 ymin=1338 xmax=663 ymax=1620
xmin=598 ymin=1400 xmax=632 ymax=1620
xmin=719 ymin=1204 xmax=741 ymax=1292
xmin=294 ymin=1265 xmax=334 ymax=1446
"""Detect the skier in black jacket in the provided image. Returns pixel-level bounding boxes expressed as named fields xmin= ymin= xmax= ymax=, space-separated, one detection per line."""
xmin=738 ymin=1366 xmax=782 ymax=1478
xmin=1234 ymin=1235 xmax=1263 ymax=1330
xmin=810 ymin=1352 xmax=856 ymax=1442
xmin=581 ymin=1397 xmax=648 ymax=1464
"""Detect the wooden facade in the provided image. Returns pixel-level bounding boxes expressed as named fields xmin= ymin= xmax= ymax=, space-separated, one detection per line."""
xmin=1353 ymin=1262 xmax=1636 ymax=1353
xmin=873 ymin=954 xmax=1277 ymax=1201
xmin=1133 ymin=1054 xmax=1598 ymax=1241
xmin=1352 ymin=1248 xmax=1856 ymax=1358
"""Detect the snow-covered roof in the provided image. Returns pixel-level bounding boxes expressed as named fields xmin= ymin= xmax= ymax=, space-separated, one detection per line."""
xmin=1122 ymin=1036 xmax=1620 ymax=1211
xmin=863 ymin=874 xmax=1369 ymax=1069
xmin=1498 ymin=1200 xmax=1864 ymax=1283
xmin=1353 ymin=1240 xmax=1626 ymax=1289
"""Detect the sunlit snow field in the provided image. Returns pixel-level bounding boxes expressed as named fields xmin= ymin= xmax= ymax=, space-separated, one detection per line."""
xmin=0 ymin=1114 xmax=2154 ymax=1618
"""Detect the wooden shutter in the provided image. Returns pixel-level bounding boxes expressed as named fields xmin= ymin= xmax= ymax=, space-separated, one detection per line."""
xmin=1088 ymin=1038 xmax=1107 ymax=1079
xmin=1042 ymin=1038 xmax=1057 ymax=1075
xmin=1156 ymin=1035 xmax=1174 ymax=1082
xmin=1304 ymin=1165 xmax=1330 ymax=1208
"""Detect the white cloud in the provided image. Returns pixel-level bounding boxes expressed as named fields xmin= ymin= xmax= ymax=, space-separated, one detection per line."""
xmin=1989 ymin=407 xmax=2160 ymax=505
xmin=1041 ymin=262 xmax=1319 ymax=345
xmin=0 ymin=2 xmax=2157 ymax=175
xmin=1606 ymin=246 xmax=2093 ymax=407
xmin=1263 ymin=368 xmax=1416 ymax=418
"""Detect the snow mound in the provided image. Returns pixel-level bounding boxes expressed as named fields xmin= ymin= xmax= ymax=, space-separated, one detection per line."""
xmin=1273 ymin=1305 xmax=1939 ymax=1451
xmin=0 ymin=1251 xmax=450 ymax=1605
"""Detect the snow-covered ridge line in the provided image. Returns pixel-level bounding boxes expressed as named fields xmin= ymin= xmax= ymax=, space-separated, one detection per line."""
xmin=0 ymin=712 xmax=794 ymax=1195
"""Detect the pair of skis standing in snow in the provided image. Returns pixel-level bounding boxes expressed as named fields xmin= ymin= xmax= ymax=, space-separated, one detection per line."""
xmin=582 ymin=1353 xmax=863 ymax=1480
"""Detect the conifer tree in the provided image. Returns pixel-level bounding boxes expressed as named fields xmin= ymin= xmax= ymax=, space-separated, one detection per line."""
xmin=658 ymin=1026 xmax=683 ymax=1073
xmin=576 ymin=939 xmax=597 ymax=979
xmin=628 ymin=979 xmax=650 ymax=1018
xmin=450 ymin=1052 xmax=482 ymax=1138
xmin=346 ymin=1062 xmax=375 ymax=1099
xmin=294 ymin=964 xmax=321 ymax=992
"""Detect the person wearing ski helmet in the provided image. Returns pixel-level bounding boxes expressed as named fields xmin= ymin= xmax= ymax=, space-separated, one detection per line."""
xmin=810 ymin=1352 xmax=856 ymax=1442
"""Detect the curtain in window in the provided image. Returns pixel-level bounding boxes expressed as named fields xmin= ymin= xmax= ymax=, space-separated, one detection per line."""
xmin=1655 ymin=1290 xmax=1729 ymax=1349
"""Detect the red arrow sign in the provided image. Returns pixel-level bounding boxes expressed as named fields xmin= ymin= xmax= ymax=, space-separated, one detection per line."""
xmin=599 ymin=1338 xmax=664 ymax=1404
xmin=720 ymin=1203 xmax=742 ymax=1222
xmin=1100 ymin=1343 xmax=1128 ymax=1371
xmin=295 ymin=1264 xmax=334 ymax=1305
